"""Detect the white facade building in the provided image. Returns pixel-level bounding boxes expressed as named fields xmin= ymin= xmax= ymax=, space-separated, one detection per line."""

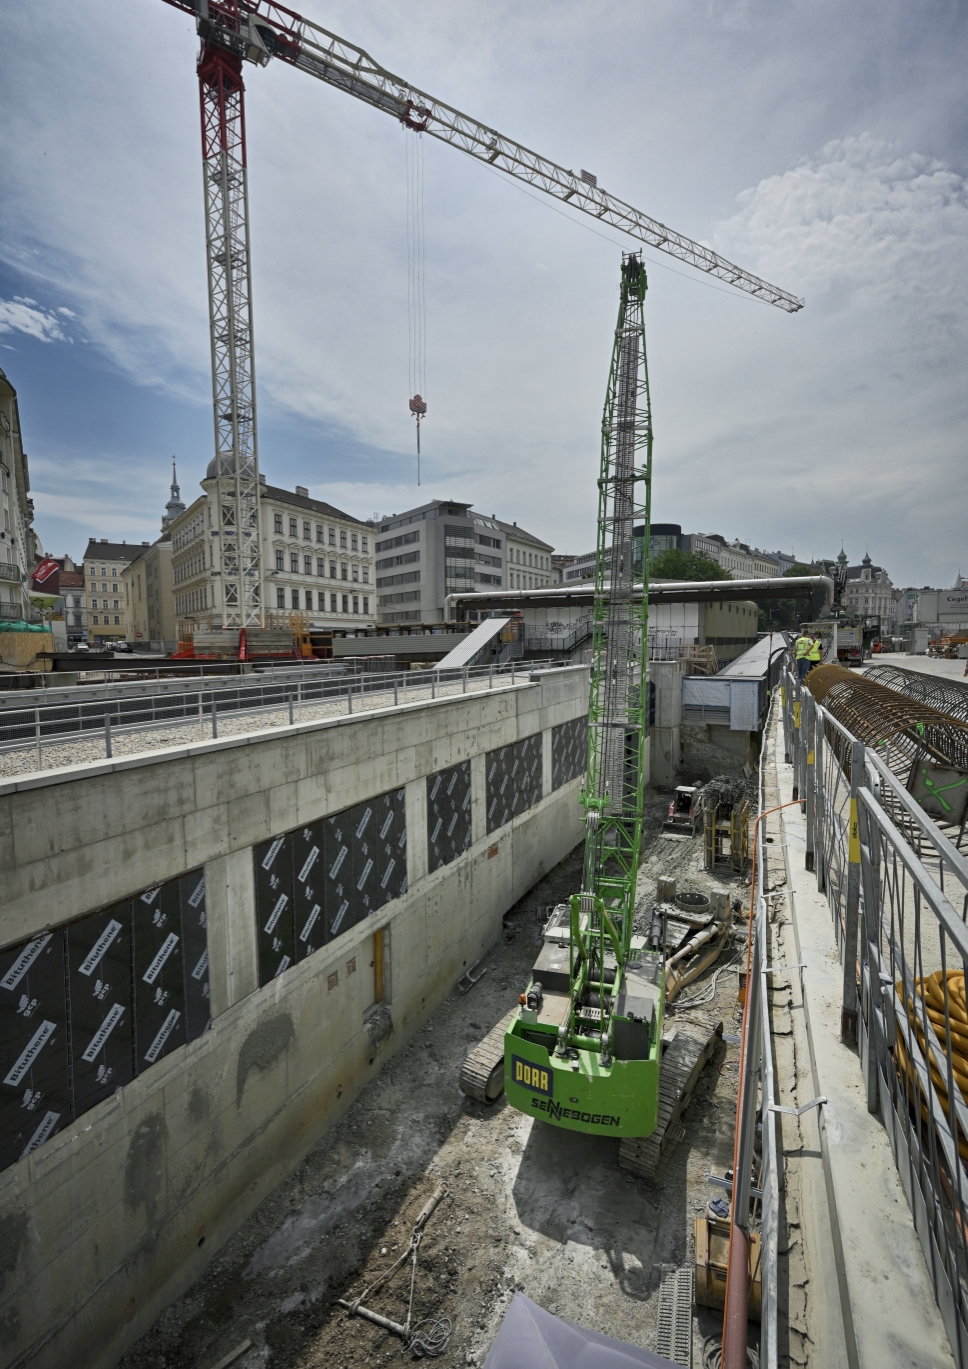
xmin=500 ymin=519 xmax=555 ymax=593
xmin=169 ymin=472 xmax=375 ymax=639
xmin=0 ymin=368 xmax=38 ymax=622
xmin=842 ymin=553 xmax=896 ymax=627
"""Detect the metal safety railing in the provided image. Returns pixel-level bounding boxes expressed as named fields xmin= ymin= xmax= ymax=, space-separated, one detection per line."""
xmin=781 ymin=662 xmax=968 ymax=1365
xmin=722 ymin=688 xmax=781 ymax=1369
xmin=525 ymin=616 xmax=594 ymax=654
xmin=0 ymin=657 xmax=572 ymax=768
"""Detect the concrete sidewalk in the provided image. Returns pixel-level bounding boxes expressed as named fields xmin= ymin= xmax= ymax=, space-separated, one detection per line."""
xmin=772 ymin=744 xmax=955 ymax=1369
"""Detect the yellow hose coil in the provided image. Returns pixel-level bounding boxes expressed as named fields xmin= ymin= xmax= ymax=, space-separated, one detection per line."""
xmin=894 ymin=969 xmax=968 ymax=1161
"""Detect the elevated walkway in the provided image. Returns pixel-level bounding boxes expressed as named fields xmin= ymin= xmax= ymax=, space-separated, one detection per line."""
xmin=771 ymin=725 xmax=955 ymax=1367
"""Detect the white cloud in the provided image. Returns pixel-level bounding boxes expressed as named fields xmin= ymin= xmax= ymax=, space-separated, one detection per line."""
xmin=0 ymin=297 xmax=71 ymax=343
xmin=715 ymin=134 xmax=968 ymax=345
xmin=3 ymin=3 xmax=967 ymax=584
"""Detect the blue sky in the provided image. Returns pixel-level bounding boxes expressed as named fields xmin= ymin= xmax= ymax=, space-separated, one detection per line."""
xmin=3 ymin=0 xmax=966 ymax=585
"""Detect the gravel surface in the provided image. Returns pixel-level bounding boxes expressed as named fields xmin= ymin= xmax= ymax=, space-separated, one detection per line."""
xmin=0 ymin=678 xmax=515 ymax=780
xmin=118 ymin=789 xmax=749 ymax=1369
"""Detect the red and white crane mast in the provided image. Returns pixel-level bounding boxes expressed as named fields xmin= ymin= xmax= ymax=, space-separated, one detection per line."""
xmin=196 ymin=12 xmax=262 ymax=627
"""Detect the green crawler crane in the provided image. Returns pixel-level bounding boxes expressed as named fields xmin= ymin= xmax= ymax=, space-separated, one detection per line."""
xmin=502 ymin=252 xmax=665 ymax=1140
xmin=456 ymin=255 xmax=722 ymax=1173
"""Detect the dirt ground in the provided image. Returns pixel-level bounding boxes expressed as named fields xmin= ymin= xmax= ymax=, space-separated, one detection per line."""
xmin=119 ymin=787 xmax=751 ymax=1369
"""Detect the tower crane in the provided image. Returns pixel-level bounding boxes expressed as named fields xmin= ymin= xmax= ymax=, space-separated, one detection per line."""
xmin=159 ymin=0 xmax=802 ymax=629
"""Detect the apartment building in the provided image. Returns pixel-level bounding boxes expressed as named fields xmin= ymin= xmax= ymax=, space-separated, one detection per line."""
xmin=169 ymin=468 xmax=375 ymax=639
xmin=58 ymin=569 xmax=87 ymax=641
xmin=679 ymin=534 xmax=792 ymax=579
xmin=83 ymin=540 xmax=140 ymax=642
xmin=374 ymin=499 xmax=553 ymax=623
xmin=500 ymin=519 xmax=555 ymax=592
xmin=841 ymin=552 xmax=896 ymax=627
xmin=557 ymin=525 xmax=646 ymax=586
xmin=123 ymin=539 xmax=176 ymax=650
xmin=0 ymin=368 xmax=38 ymax=622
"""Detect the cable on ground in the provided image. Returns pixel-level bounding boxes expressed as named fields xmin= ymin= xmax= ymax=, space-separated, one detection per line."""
xmin=702 ymin=1335 xmax=759 ymax=1369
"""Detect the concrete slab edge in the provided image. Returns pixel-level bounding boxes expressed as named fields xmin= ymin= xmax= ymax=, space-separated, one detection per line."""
xmin=0 ymin=678 xmax=534 ymax=796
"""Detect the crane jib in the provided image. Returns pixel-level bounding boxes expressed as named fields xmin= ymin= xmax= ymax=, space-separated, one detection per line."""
xmin=160 ymin=0 xmax=803 ymax=311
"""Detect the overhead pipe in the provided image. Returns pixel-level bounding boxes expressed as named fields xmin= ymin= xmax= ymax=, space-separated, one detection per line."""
xmin=445 ymin=575 xmax=834 ymax=618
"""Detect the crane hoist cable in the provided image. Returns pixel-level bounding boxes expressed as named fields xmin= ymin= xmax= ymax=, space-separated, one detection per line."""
xmin=406 ymin=127 xmax=427 ymax=483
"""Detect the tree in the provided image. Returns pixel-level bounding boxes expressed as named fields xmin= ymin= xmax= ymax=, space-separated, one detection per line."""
xmin=649 ymin=548 xmax=732 ymax=582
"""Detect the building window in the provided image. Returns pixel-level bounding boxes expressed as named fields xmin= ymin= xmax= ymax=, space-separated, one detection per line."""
xmin=289 ymin=518 xmax=298 ymax=537
xmin=329 ymin=560 xmax=337 ymax=578
xmin=114 ymin=616 xmax=120 ymax=625
xmin=352 ymin=564 xmax=359 ymax=582
xmin=92 ymin=615 xmax=99 ymax=625
xmin=342 ymin=594 xmax=349 ymax=613
xmin=317 ymin=558 xmax=325 ymax=576
xmin=361 ymin=536 xmax=368 ymax=553
xmin=290 ymin=553 xmax=299 ymax=573
xmin=277 ymin=588 xmax=286 ymax=608
xmin=274 ymin=514 xmax=283 ymax=533
xmin=316 ymin=524 xmax=324 ymax=542
xmin=303 ymin=521 xmax=311 ymax=540
xmin=113 ymin=599 xmax=119 ymax=609
xmin=352 ymin=596 xmax=359 ymax=614
xmin=340 ymin=530 xmax=347 ymax=549
xmin=303 ymin=555 xmax=311 ymax=575
xmin=276 ymin=551 xmax=284 ymax=571
xmin=291 ymin=589 xmax=300 ymax=609
xmin=328 ymin=527 xmax=336 ymax=545
xmin=330 ymin=593 xmax=337 ymax=612
xmin=362 ymin=567 xmax=369 ymax=583
xmin=305 ymin=590 xmax=313 ymax=610
xmin=351 ymin=533 xmax=358 ymax=551
xmin=341 ymin=564 xmax=349 ymax=581
xmin=362 ymin=596 xmax=369 ymax=614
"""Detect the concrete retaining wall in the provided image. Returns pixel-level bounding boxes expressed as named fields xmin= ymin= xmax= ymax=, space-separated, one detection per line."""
xmin=0 ymin=666 xmax=588 ymax=1369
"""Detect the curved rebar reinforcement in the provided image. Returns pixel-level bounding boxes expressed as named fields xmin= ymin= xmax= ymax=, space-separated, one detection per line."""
xmin=807 ymin=664 xmax=968 ymax=777
xmin=864 ymin=664 xmax=968 ymax=728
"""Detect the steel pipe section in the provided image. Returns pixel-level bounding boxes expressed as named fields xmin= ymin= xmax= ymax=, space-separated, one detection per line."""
xmin=445 ymin=575 xmax=834 ymax=616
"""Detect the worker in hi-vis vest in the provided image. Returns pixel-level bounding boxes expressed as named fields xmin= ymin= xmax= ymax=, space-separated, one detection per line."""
xmin=806 ymin=636 xmax=823 ymax=675
xmin=795 ymin=633 xmax=811 ymax=682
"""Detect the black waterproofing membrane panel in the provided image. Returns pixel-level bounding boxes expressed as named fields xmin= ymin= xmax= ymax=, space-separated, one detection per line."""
xmin=0 ymin=868 xmax=209 ymax=1174
xmin=427 ymin=762 xmax=472 ymax=872
xmin=134 ymin=881 xmax=188 ymax=1070
xmin=255 ymin=787 xmax=408 ymax=987
xmin=485 ymin=734 xmax=543 ymax=834
xmin=551 ymin=714 xmax=588 ymax=791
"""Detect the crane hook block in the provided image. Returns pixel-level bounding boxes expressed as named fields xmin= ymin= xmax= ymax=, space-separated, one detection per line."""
xmin=402 ymin=102 xmax=431 ymax=132
xmin=409 ymin=394 xmax=427 ymax=417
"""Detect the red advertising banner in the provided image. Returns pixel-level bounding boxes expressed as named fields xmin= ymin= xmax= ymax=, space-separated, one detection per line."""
xmin=32 ymin=558 xmax=60 ymax=585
